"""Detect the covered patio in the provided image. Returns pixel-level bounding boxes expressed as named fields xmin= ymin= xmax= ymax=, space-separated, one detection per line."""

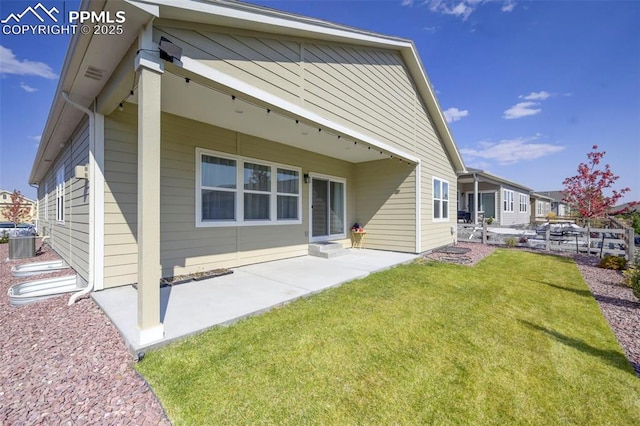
xmin=92 ymin=249 xmax=418 ymax=354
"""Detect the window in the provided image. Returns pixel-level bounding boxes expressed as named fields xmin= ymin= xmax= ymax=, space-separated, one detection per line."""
xmin=55 ymin=166 xmax=65 ymax=223
xmin=503 ymin=190 xmax=514 ymax=212
xmin=519 ymin=194 xmax=528 ymax=212
xmin=537 ymin=201 xmax=543 ymax=216
xmin=196 ymin=149 xmax=301 ymax=226
xmin=433 ymin=178 xmax=449 ymax=221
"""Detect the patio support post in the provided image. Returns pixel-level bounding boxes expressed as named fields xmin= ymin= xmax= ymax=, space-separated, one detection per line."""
xmin=135 ymin=22 xmax=164 ymax=346
xmin=473 ymin=173 xmax=479 ymax=224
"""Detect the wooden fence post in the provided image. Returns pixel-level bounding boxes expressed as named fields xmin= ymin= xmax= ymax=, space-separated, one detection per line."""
xmin=628 ymin=228 xmax=635 ymax=263
xmin=482 ymin=220 xmax=487 ymax=245
xmin=545 ymin=228 xmax=550 ymax=252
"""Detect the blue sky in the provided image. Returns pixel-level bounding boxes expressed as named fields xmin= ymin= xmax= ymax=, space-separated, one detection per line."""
xmin=1 ymin=0 xmax=638 ymax=204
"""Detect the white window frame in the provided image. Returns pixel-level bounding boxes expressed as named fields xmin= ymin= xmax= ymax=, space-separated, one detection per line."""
xmin=503 ymin=189 xmax=514 ymax=213
xmin=308 ymin=173 xmax=348 ymax=242
xmin=432 ymin=177 xmax=450 ymax=222
xmin=195 ymin=148 xmax=302 ymax=227
xmin=537 ymin=201 xmax=544 ymax=216
xmin=55 ymin=166 xmax=65 ymax=223
xmin=44 ymin=182 xmax=49 ymax=221
xmin=519 ymin=194 xmax=528 ymax=212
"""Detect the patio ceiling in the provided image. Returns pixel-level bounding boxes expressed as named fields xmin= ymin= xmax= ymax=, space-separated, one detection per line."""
xmin=124 ymin=70 xmax=413 ymax=164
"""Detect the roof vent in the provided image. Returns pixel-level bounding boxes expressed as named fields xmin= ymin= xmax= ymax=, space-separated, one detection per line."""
xmin=84 ymin=66 xmax=104 ymax=81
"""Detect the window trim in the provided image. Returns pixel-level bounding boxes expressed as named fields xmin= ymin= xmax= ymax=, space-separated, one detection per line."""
xmin=519 ymin=194 xmax=528 ymax=213
xmin=432 ymin=177 xmax=450 ymax=222
xmin=44 ymin=182 xmax=49 ymax=221
xmin=503 ymin=189 xmax=514 ymax=213
xmin=55 ymin=166 xmax=65 ymax=224
xmin=195 ymin=148 xmax=302 ymax=227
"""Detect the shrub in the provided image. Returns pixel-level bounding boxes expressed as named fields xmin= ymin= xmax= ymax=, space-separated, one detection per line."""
xmin=505 ymin=237 xmax=518 ymax=248
xmin=0 ymin=233 xmax=8 ymax=244
xmin=623 ymin=259 xmax=640 ymax=299
xmin=547 ymin=212 xmax=557 ymax=220
xmin=519 ymin=236 xmax=528 ymax=244
xmin=598 ymin=255 xmax=627 ymax=270
xmin=485 ymin=217 xmax=494 ymax=225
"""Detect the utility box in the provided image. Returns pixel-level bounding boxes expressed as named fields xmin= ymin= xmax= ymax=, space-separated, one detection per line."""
xmin=9 ymin=236 xmax=36 ymax=260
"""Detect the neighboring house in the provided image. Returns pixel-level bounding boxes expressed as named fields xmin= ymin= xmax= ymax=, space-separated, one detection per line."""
xmin=457 ymin=168 xmax=533 ymax=226
xmin=537 ymin=191 xmax=571 ymax=217
xmin=30 ymin=0 xmax=466 ymax=344
xmin=0 ymin=189 xmax=36 ymax=223
xmin=530 ymin=193 xmax=553 ymax=222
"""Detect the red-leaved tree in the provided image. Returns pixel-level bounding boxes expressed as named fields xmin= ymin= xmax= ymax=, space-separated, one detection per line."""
xmin=563 ymin=145 xmax=630 ymax=247
xmin=1 ymin=190 xmax=31 ymax=227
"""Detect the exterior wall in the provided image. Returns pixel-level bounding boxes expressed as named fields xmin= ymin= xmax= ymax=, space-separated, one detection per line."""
xmin=36 ymin=118 xmax=91 ymax=284
xmin=354 ymin=160 xmax=416 ymax=252
xmin=499 ymin=184 xmax=530 ymax=226
xmin=154 ymin=22 xmax=460 ymax=253
xmin=155 ymin=25 xmax=301 ymax=105
xmin=531 ymin=199 xmax=551 ymax=222
xmin=103 ymin=105 xmax=361 ymax=288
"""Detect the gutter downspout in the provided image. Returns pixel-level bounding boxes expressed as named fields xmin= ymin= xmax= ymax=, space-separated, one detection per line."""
xmin=61 ymin=92 xmax=95 ymax=305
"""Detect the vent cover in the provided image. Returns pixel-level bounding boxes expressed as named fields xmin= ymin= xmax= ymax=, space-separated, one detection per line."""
xmin=84 ymin=66 xmax=104 ymax=81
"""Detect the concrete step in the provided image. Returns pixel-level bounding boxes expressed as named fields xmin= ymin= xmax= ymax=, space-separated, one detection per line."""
xmin=308 ymin=242 xmax=349 ymax=259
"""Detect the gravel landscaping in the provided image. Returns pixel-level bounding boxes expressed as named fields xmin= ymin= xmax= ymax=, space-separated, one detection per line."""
xmin=0 ymin=240 xmax=169 ymax=425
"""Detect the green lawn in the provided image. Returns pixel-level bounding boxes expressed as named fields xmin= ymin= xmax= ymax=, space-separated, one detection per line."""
xmin=137 ymin=250 xmax=640 ymax=425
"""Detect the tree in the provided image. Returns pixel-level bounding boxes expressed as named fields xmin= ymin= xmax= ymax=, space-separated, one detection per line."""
xmin=1 ymin=190 xmax=31 ymax=227
xmin=563 ymin=145 xmax=630 ymax=248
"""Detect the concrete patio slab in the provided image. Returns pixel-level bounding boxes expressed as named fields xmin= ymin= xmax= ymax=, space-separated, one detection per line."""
xmin=92 ymin=249 xmax=418 ymax=354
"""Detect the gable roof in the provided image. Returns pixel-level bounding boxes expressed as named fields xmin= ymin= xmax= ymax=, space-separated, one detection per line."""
xmin=457 ymin=168 xmax=533 ymax=193
xmin=536 ymin=190 xmax=569 ymax=203
xmin=30 ymin=0 xmax=466 ymax=183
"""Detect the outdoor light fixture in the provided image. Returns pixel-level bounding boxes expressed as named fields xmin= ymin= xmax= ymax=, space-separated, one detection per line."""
xmin=304 ymin=174 xmax=310 ymax=184
xmin=159 ymin=36 xmax=183 ymax=63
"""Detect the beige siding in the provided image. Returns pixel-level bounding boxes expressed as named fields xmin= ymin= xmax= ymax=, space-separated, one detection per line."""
xmin=354 ymin=160 xmax=416 ymax=252
xmin=103 ymin=105 xmax=358 ymax=288
xmin=36 ymin=118 xmax=90 ymax=284
xmin=155 ymin=25 xmax=301 ymax=104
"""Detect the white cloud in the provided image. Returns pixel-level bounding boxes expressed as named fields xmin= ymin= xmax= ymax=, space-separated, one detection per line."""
xmin=501 ymin=1 xmax=516 ymax=12
xmin=443 ymin=107 xmax=469 ymax=123
xmin=0 ymin=45 xmax=57 ymax=79
xmin=401 ymin=0 xmax=414 ymax=6
xmin=426 ymin=0 xmax=480 ymax=21
xmin=423 ymin=26 xmax=438 ymax=33
xmin=520 ymin=91 xmax=551 ymax=101
xmin=20 ymin=82 xmax=37 ymax=92
xmin=503 ymin=101 xmax=541 ymax=119
xmin=460 ymin=137 xmax=565 ymax=165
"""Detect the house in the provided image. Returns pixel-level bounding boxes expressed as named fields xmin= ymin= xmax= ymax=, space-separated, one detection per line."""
xmin=457 ymin=168 xmax=533 ymax=225
xmin=530 ymin=192 xmax=553 ymax=222
xmin=0 ymin=189 xmax=37 ymax=223
xmin=537 ymin=191 xmax=571 ymax=217
xmin=30 ymin=0 xmax=466 ymax=345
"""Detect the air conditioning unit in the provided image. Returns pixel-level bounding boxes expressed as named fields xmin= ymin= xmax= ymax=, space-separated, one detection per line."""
xmin=9 ymin=236 xmax=36 ymax=260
